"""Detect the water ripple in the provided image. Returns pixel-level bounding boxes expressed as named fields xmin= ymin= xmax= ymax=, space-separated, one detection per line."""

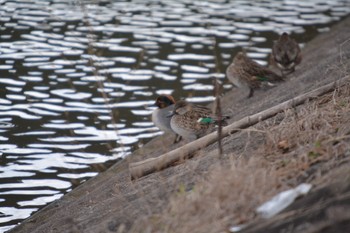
xmin=0 ymin=78 xmax=26 ymax=86
xmin=168 ymin=53 xmax=214 ymax=60
xmin=0 ymin=179 xmax=71 ymax=190
xmin=18 ymin=194 xmax=63 ymax=207
xmin=0 ymin=207 xmax=38 ymax=224
xmin=50 ymin=89 xmax=92 ymax=100
xmin=0 ymin=110 xmax=42 ymax=120
xmin=28 ymin=143 xmax=90 ymax=150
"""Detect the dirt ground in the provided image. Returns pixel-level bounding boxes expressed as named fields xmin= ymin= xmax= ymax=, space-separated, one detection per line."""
xmin=9 ymin=16 xmax=350 ymax=233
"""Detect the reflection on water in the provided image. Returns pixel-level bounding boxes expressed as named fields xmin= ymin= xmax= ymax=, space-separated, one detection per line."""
xmin=0 ymin=0 xmax=349 ymax=231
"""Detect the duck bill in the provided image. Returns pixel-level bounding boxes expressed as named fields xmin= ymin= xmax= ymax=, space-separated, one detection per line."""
xmin=152 ymin=101 xmax=159 ymax=107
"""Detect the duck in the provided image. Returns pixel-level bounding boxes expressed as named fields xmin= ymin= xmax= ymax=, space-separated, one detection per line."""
xmin=271 ymin=32 xmax=302 ymax=76
xmin=168 ymin=100 xmax=229 ymax=141
xmin=226 ymin=51 xmax=284 ymax=98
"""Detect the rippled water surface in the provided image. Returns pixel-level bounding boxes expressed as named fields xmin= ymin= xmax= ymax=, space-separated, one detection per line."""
xmin=0 ymin=0 xmax=349 ymax=231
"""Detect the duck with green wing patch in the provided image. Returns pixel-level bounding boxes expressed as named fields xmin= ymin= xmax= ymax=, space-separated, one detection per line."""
xmin=168 ymin=100 xmax=230 ymax=141
xmin=226 ymin=51 xmax=284 ymax=98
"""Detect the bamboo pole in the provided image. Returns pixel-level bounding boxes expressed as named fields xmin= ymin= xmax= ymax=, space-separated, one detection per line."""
xmin=129 ymin=77 xmax=349 ymax=180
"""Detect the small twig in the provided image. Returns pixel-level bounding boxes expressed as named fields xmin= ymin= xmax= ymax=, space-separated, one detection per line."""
xmin=79 ymin=2 xmax=126 ymax=154
xmin=331 ymin=88 xmax=338 ymax=105
xmin=339 ymin=37 xmax=350 ymax=66
xmin=213 ymin=79 xmax=223 ymax=156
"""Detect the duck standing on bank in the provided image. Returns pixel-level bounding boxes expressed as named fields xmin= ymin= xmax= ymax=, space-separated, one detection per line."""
xmin=226 ymin=51 xmax=284 ymax=98
xmin=168 ymin=100 xmax=229 ymax=141
xmin=152 ymin=95 xmax=182 ymax=143
xmin=271 ymin=32 xmax=302 ymax=77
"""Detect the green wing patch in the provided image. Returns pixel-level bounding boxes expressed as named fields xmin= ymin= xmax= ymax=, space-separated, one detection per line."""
xmin=197 ymin=117 xmax=215 ymax=124
xmin=256 ymin=76 xmax=268 ymax=81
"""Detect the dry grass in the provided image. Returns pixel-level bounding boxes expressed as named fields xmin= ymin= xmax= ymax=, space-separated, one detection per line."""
xmin=129 ymin=83 xmax=350 ymax=233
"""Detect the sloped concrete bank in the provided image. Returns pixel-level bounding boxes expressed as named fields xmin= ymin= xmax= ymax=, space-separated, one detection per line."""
xmin=9 ymin=16 xmax=350 ymax=233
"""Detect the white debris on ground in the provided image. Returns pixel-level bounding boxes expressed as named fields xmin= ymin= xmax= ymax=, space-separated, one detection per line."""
xmin=229 ymin=224 xmax=247 ymax=232
xmin=256 ymin=183 xmax=313 ymax=218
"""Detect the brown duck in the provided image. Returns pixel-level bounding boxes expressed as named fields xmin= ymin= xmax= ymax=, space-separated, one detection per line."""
xmin=226 ymin=51 xmax=284 ymax=98
xmin=168 ymin=100 xmax=229 ymax=141
xmin=271 ymin=32 xmax=302 ymax=76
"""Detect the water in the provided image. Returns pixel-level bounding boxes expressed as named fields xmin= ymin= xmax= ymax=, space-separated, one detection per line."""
xmin=0 ymin=0 xmax=349 ymax=231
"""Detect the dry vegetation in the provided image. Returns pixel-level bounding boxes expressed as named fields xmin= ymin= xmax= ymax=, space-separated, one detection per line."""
xmin=129 ymin=83 xmax=350 ymax=233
